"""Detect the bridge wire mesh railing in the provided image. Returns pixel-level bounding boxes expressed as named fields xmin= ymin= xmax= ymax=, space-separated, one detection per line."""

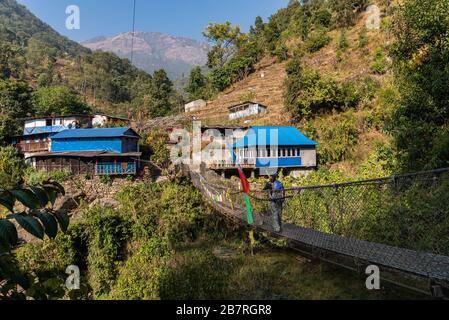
xmin=191 ymin=167 xmax=449 ymax=258
xmin=248 ymin=168 xmax=449 ymax=258
xmin=189 ymin=167 xmax=449 ymax=297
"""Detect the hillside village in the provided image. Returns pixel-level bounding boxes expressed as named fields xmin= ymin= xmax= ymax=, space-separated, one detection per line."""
xmin=1 ymin=0 xmax=449 ymax=301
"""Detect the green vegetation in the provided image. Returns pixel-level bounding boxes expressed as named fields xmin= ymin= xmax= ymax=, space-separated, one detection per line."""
xmin=388 ymin=0 xmax=449 ymax=172
xmin=338 ymin=29 xmax=349 ymax=52
xmin=33 ymin=86 xmax=90 ymax=116
xmin=145 ymin=70 xmax=175 ymax=117
xmin=0 ymin=179 xmax=68 ymax=300
xmin=0 ymin=79 xmax=33 ymax=144
xmin=2 ymin=0 xmax=449 ymax=301
xmin=0 ymin=0 xmax=184 ymax=124
xmin=11 ymin=179 xmax=415 ymax=300
xmin=284 ymin=55 xmax=360 ymax=120
xmin=23 ymin=167 xmax=71 ymax=186
xmin=0 ymin=146 xmax=24 ymax=189
xmin=370 ymin=48 xmax=388 ymax=74
xmin=203 ymin=22 xmax=248 ymax=70
xmin=358 ymin=26 xmax=368 ymax=48
xmin=330 ymin=0 xmax=368 ymax=27
xmin=279 ymin=168 xmax=449 ymax=257
xmin=305 ymin=27 xmax=331 ymax=53
xmin=185 ymin=66 xmax=208 ymax=101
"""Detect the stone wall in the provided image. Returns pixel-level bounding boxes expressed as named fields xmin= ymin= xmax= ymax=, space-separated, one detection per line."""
xmin=61 ymin=176 xmax=137 ymax=209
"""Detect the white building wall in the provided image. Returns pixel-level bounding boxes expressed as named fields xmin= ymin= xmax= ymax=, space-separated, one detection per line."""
xmin=25 ymin=120 xmax=47 ymax=128
xmin=92 ymin=115 xmax=108 ymax=127
xmin=301 ymin=148 xmax=317 ymax=167
xmin=185 ymin=99 xmax=207 ymax=113
xmin=25 ymin=117 xmax=80 ymax=128
xmin=229 ymin=104 xmax=267 ymax=120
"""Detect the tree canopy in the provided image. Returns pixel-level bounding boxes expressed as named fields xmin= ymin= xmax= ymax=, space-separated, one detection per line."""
xmin=203 ymin=22 xmax=248 ymax=69
xmin=388 ymin=0 xmax=449 ymax=171
xmin=32 ymin=86 xmax=91 ymax=116
xmin=185 ymin=67 xmax=208 ymax=101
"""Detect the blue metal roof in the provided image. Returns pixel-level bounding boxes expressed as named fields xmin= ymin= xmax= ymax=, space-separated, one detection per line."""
xmin=234 ymin=126 xmax=318 ymax=148
xmin=23 ymin=126 xmax=68 ymax=136
xmin=51 ymin=127 xmax=140 ymax=139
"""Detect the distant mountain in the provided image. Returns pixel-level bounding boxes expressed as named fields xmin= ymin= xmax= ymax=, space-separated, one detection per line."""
xmin=82 ymin=32 xmax=209 ymax=80
xmin=0 ymin=0 xmax=89 ymax=56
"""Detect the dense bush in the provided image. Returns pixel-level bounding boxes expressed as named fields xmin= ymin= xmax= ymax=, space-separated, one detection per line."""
xmin=0 ymin=146 xmax=23 ymax=189
xmin=159 ymin=248 xmax=237 ymax=300
xmin=338 ymin=29 xmax=349 ymax=51
xmin=209 ymin=46 xmax=261 ymax=92
xmin=24 ymin=167 xmax=71 ymax=186
xmin=284 ymin=56 xmax=361 ymax=120
xmin=314 ymin=111 xmax=360 ymax=164
xmin=330 ymin=0 xmax=368 ymax=27
xmin=32 ymin=86 xmax=91 ymax=116
xmin=305 ymin=27 xmax=331 ymax=53
xmin=358 ymin=27 xmax=368 ymax=48
xmin=388 ymin=0 xmax=449 ymax=172
xmin=0 ymin=79 xmax=34 ymax=144
xmin=370 ymin=48 xmax=388 ymax=74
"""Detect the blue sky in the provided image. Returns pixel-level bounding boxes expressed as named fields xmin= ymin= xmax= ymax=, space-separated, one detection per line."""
xmin=17 ymin=0 xmax=290 ymax=43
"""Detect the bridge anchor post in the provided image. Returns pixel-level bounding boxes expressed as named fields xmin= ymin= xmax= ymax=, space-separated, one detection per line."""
xmin=430 ymin=280 xmax=449 ymax=299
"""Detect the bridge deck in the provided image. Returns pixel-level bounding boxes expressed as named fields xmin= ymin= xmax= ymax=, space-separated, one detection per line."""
xmin=190 ymin=170 xmax=449 ymax=284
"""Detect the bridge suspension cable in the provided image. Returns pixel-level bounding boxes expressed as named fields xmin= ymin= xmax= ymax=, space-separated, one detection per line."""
xmin=187 ymin=166 xmax=449 ymax=298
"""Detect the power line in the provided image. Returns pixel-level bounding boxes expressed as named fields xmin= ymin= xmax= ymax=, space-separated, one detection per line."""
xmin=130 ymin=0 xmax=137 ymax=64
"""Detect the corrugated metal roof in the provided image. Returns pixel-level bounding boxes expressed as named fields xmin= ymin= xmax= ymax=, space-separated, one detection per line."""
xmin=228 ymin=101 xmax=268 ymax=110
xmin=29 ymin=151 xmax=142 ymax=158
xmin=23 ymin=126 xmax=69 ymax=136
xmin=51 ymin=127 xmax=140 ymax=139
xmin=234 ymin=126 xmax=318 ymax=148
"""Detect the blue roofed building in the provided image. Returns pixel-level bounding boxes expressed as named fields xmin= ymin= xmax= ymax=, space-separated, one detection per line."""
xmin=207 ymin=126 xmax=318 ymax=177
xmin=27 ymin=127 xmax=141 ymax=176
xmin=11 ymin=114 xmax=131 ymax=158
xmin=11 ymin=115 xmax=93 ymax=157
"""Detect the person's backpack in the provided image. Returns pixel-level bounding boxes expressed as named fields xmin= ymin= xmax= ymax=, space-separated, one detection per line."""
xmin=273 ymin=180 xmax=285 ymax=203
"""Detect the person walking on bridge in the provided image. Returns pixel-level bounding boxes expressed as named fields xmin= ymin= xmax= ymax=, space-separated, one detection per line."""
xmin=263 ymin=173 xmax=285 ymax=233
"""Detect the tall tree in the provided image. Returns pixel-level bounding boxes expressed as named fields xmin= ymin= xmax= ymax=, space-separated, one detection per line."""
xmin=330 ymin=0 xmax=368 ymax=27
xmin=389 ymin=0 xmax=449 ymax=171
xmin=249 ymin=16 xmax=265 ymax=38
xmin=147 ymin=69 xmax=174 ymax=118
xmin=0 ymin=79 xmax=34 ymax=144
xmin=185 ymin=67 xmax=207 ymax=101
xmin=32 ymin=86 xmax=91 ymax=116
xmin=203 ymin=22 xmax=247 ymax=69
xmin=0 ymin=27 xmax=24 ymax=79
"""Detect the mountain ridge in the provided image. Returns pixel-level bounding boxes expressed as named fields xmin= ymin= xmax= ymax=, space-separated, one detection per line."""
xmin=81 ymin=31 xmax=209 ymax=80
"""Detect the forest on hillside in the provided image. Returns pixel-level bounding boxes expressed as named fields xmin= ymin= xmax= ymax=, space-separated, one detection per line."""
xmin=185 ymin=0 xmax=449 ymax=175
xmin=0 ymin=0 xmax=184 ymax=143
xmin=0 ymin=0 xmax=449 ymax=301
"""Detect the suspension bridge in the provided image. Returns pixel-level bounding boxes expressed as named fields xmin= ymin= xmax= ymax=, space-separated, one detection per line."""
xmin=186 ymin=165 xmax=449 ymax=298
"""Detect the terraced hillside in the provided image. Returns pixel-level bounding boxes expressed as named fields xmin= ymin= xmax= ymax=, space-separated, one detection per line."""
xmin=191 ymin=57 xmax=288 ymax=126
xmin=190 ymin=8 xmax=391 ymax=126
xmin=187 ymin=3 xmax=396 ymax=175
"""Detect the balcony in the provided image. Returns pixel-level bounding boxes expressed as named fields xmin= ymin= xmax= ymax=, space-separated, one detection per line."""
xmin=15 ymin=141 xmax=49 ymax=153
xmin=207 ymin=159 xmax=255 ymax=170
xmin=95 ymin=162 xmax=137 ymax=176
